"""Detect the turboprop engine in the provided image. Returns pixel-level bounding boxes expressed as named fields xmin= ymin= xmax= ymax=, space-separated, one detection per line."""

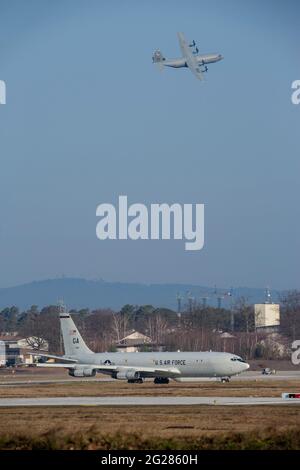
xmin=68 ymin=367 xmax=96 ymax=377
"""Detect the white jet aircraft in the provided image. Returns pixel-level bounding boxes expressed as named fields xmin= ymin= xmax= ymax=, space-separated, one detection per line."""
xmin=152 ymin=32 xmax=223 ymax=80
xmin=34 ymin=311 xmax=249 ymax=384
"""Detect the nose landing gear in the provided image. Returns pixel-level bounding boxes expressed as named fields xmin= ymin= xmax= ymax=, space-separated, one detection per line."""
xmin=221 ymin=377 xmax=230 ymax=383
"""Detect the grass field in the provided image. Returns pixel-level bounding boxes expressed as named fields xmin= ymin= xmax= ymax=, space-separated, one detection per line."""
xmin=1 ymin=368 xmax=300 ymax=449
xmin=0 ymin=378 xmax=300 ymax=398
xmin=0 ymin=406 xmax=300 ymax=449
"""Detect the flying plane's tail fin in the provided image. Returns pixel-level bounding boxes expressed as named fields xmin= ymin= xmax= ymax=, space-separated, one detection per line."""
xmin=152 ymin=49 xmax=165 ymax=64
xmin=59 ymin=311 xmax=93 ymax=357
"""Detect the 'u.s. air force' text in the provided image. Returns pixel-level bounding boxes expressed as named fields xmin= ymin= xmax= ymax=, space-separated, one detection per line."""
xmin=155 ymin=359 xmax=186 ymax=366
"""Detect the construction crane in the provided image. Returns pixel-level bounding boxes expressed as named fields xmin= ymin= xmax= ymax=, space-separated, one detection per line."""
xmin=213 ymin=286 xmax=225 ymax=309
xmin=212 ymin=286 xmax=234 ymax=309
xmin=226 ymin=288 xmax=235 ymax=331
xmin=212 ymin=287 xmax=235 ymax=330
xmin=265 ymin=287 xmax=272 ymax=304
xmin=176 ymin=292 xmax=184 ymax=316
xmin=200 ymin=293 xmax=211 ymax=308
xmin=186 ymin=291 xmax=195 ymax=313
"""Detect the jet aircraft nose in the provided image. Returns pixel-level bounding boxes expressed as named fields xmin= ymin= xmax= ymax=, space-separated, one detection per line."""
xmin=231 ymin=355 xmax=250 ymax=373
xmin=218 ymin=54 xmax=224 ymax=60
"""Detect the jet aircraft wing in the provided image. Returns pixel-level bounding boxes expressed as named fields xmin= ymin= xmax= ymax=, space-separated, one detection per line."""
xmin=177 ymin=32 xmax=204 ymax=81
xmin=36 ymin=362 xmax=181 ymax=378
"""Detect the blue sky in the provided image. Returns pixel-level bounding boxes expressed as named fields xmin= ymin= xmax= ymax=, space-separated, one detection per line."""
xmin=0 ymin=0 xmax=299 ymax=289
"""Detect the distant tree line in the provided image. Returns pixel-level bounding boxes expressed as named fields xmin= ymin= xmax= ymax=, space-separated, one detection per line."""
xmin=0 ymin=291 xmax=299 ymax=360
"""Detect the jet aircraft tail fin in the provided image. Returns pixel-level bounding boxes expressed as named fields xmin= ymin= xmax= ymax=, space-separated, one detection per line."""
xmin=59 ymin=311 xmax=93 ymax=357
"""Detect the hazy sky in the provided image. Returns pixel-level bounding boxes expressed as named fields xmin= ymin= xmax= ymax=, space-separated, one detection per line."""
xmin=0 ymin=0 xmax=299 ymax=289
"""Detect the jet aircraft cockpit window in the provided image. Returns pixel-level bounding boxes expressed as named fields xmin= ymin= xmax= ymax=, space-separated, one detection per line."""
xmin=231 ymin=357 xmax=246 ymax=363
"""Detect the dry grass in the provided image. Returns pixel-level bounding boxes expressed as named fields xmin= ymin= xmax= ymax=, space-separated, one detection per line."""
xmin=0 ymin=379 xmax=300 ymax=398
xmin=1 ymin=367 xmax=300 ymax=450
xmin=0 ymin=406 xmax=300 ymax=449
xmin=1 ymin=405 xmax=300 ymax=436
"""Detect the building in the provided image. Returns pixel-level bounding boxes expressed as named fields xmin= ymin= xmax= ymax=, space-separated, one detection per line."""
xmin=115 ymin=331 xmax=162 ymax=352
xmin=254 ymin=303 xmax=280 ymax=331
xmin=219 ymin=332 xmax=236 ymax=353
xmin=0 ymin=336 xmax=49 ymax=366
xmin=3 ymin=341 xmax=22 ymax=366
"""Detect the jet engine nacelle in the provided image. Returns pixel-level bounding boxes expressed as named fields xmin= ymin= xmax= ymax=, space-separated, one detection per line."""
xmin=68 ymin=367 xmax=96 ymax=377
xmin=113 ymin=369 xmax=140 ymax=380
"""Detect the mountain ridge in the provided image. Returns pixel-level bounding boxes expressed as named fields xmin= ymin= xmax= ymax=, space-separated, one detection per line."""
xmin=0 ymin=278 xmax=282 ymax=311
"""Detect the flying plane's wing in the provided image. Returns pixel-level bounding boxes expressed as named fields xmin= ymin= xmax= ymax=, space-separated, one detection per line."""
xmin=177 ymin=32 xmax=204 ymax=81
xmin=36 ymin=362 xmax=181 ymax=379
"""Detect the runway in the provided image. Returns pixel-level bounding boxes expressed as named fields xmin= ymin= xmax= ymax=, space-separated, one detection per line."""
xmin=0 ymin=378 xmax=113 ymax=386
xmin=0 ymin=395 xmax=300 ymax=407
xmin=0 ymin=371 xmax=299 ymax=386
xmin=178 ymin=371 xmax=300 ymax=382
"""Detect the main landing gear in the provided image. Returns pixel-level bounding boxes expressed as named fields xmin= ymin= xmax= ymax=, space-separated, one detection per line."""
xmin=127 ymin=378 xmax=144 ymax=384
xmin=154 ymin=377 xmax=170 ymax=385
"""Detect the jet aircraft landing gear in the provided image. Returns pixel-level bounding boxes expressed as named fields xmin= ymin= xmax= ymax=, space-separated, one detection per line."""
xmin=220 ymin=377 xmax=230 ymax=383
xmin=127 ymin=378 xmax=144 ymax=384
xmin=154 ymin=377 xmax=170 ymax=385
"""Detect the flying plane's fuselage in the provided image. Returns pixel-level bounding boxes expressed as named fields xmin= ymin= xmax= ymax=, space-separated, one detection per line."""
xmin=163 ymin=53 xmax=223 ymax=68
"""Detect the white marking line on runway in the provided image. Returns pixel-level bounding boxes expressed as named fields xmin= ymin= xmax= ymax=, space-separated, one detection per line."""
xmin=0 ymin=396 xmax=300 ymax=407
